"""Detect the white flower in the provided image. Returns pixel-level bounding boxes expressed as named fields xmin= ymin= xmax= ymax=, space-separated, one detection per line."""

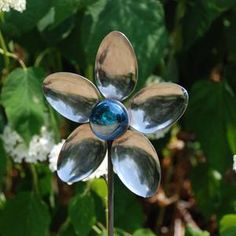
xmin=83 ymin=154 xmax=108 ymax=181
xmin=48 ymin=139 xmax=108 ymax=181
xmin=233 ymin=155 xmax=236 ymax=172
xmin=2 ymin=125 xmax=108 ymax=180
xmin=27 ymin=126 xmax=55 ymax=163
xmin=1 ymin=125 xmax=55 ymax=163
xmin=1 ymin=126 xmax=26 ymax=163
xmin=48 ymin=139 xmax=65 ymax=172
xmin=0 ymin=0 xmax=26 ymax=12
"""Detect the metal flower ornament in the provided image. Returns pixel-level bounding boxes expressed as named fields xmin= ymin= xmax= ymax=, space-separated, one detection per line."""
xmin=43 ymin=31 xmax=188 ymax=233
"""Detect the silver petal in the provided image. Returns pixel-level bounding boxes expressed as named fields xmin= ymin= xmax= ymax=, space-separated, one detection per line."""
xmin=95 ymin=31 xmax=138 ymax=101
xmin=57 ymin=124 xmax=107 ymax=183
xmin=128 ymin=83 xmax=188 ymax=134
xmin=111 ymin=130 xmax=161 ymax=197
xmin=43 ymin=72 xmax=100 ymax=123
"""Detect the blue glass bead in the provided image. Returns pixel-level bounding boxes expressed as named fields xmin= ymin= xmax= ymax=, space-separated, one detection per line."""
xmin=90 ymin=99 xmax=129 ymax=141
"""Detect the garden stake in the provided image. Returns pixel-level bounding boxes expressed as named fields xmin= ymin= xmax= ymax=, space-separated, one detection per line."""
xmin=42 ymin=31 xmax=188 ymax=235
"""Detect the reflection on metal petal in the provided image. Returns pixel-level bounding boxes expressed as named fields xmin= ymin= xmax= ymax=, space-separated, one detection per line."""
xmin=128 ymin=83 xmax=188 ymax=134
xmin=57 ymin=124 xmax=107 ymax=183
xmin=95 ymin=31 xmax=138 ymax=101
xmin=111 ymin=130 xmax=161 ymax=197
xmin=43 ymin=72 xmax=100 ymax=123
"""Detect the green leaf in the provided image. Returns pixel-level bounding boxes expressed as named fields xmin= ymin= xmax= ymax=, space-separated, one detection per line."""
xmin=221 ymin=228 xmax=236 ymax=236
xmin=133 ymin=229 xmax=156 ymax=236
xmin=90 ymin=178 xmax=107 ymax=205
xmin=1 ymin=67 xmax=46 ymax=143
xmin=81 ymin=0 xmax=168 ymax=88
xmin=162 ymin=54 xmax=179 ymax=82
xmin=59 ymin=222 xmax=77 ymax=236
xmin=185 ymin=224 xmax=210 ymax=236
xmin=69 ymin=193 xmax=96 ymax=236
xmin=220 ymin=214 xmax=236 ymax=231
xmin=114 ymin=177 xmax=144 ymax=232
xmin=53 ymin=0 xmax=82 ymax=26
xmin=0 ymin=192 xmax=50 ymax=236
xmin=0 ymin=140 xmax=7 ymax=186
xmin=37 ymin=164 xmax=53 ymax=198
xmin=40 ymin=16 xmax=75 ymax=44
xmin=224 ymin=82 xmax=236 ymax=154
xmin=1 ymin=0 xmax=52 ymax=37
xmin=185 ymin=80 xmax=236 ymax=172
xmin=226 ymin=111 xmax=236 ymax=154
xmin=182 ymin=0 xmax=236 ymax=48
xmin=225 ymin=65 xmax=236 ymax=94
xmin=0 ymin=107 xmax=7 ymax=133
xmin=225 ymin=9 xmax=236 ymax=62
xmin=100 ymin=228 xmax=130 ymax=236
xmin=38 ymin=0 xmax=98 ymax=44
xmin=51 ymin=0 xmax=96 ymax=27
xmin=114 ymin=229 xmax=129 ymax=236
xmin=191 ymin=165 xmax=222 ymax=218
xmin=220 ymin=214 xmax=236 ymax=236
xmin=191 ymin=163 xmax=236 ymax=218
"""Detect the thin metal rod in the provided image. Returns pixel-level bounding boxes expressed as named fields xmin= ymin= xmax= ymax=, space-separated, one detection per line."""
xmin=107 ymin=141 xmax=114 ymax=236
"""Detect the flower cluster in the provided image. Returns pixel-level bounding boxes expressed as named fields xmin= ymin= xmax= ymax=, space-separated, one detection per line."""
xmin=1 ymin=126 xmax=54 ymax=163
xmin=48 ymin=139 xmax=108 ymax=180
xmin=83 ymin=154 xmax=108 ymax=181
xmin=1 ymin=125 xmax=108 ymax=180
xmin=48 ymin=139 xmax=65 ymax=172
xmin=0 ymin=0 xmax=26 ymax=12
xmin=233 ymin=155 xmax=236 ymax=173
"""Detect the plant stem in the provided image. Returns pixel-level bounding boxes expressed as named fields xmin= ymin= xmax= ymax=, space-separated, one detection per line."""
xmin=107 ymin=141 xmax=114 ymax=236
xmin=29 ymin=164 xmax=39 ymax=195
xmin=0 ymin=30 xmax=10 ymax=70
xmin=0 ymin=47 xmax=27 ymax=70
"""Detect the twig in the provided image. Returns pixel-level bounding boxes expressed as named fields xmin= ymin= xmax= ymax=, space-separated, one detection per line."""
xmin=177 ymin=200 xmax=199 ymax=229
xmin=0 ymin=30 xmax=9 ymax=69
xmin=0 ymin=47 xmax=27 ymax=70
xmin=174 ymin=218 xmax=185 ymax=236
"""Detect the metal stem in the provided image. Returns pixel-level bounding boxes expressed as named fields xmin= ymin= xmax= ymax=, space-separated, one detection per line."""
xmin=107 ymin=141 xmax=114 ymax=236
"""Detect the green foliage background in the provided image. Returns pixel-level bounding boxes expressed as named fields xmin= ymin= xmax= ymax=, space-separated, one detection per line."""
xmin=0 ymin=0 xmax=236 ymax=235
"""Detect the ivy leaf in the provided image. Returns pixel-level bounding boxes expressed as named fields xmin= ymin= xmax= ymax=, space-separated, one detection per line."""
xmin=0 ymin=192 xmax=50 ymax=236
xmin=1 ymin=0 xmax=52 ymax=37
xmin=1 ymin=67 xmax=46 ymax=143
xmin=185 ymin=80 xmax=236 ymax=172
xmin=69 ymin=193 xmax=96 ymax=236
xmin=182 ymin=0 xmax=236 ymax=48
xmin=81 ymin=0 xmax=168 ymax=88
xmin=185 ymin=224 xmax=210 ymax=236
xmin=220 ymin=214 xmax=236 ymax=236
